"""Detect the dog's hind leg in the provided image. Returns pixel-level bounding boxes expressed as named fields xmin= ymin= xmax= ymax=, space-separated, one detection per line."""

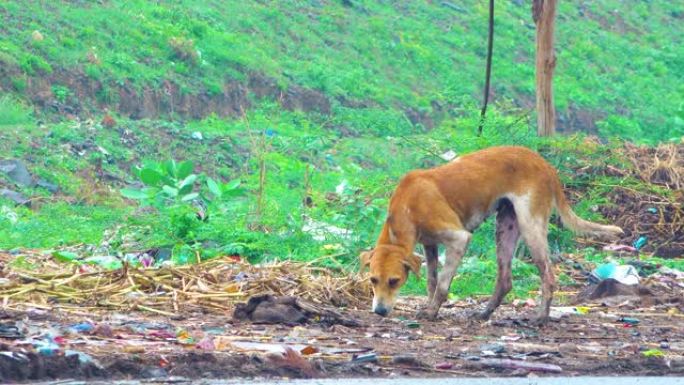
xmin=423 ymin=244 xmax=439 ymax=304
xmin=513 ymin=194 xmax=555 ymax=326
xmin=476 ymin=200 xmax=519 ymax=320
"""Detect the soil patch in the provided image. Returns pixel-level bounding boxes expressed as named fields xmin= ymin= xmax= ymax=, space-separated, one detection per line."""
xmin=1 ymin=292 xmax=683 ymax=382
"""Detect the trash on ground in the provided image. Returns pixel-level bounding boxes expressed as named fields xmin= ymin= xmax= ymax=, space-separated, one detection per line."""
xmin=591 ymin=263 xmax=640 ymax=285
xmin=642 ymin=349 xmax=665 ymax=358
xmin=633 ymin=236 xmax=648 ymax=250
xmin=618 ymin=317 xmax=640 ymax=325
xmin=352 ymin=352 xmax=378 ymax=363
xmin=603 ymin=244 xmax=637 ymax=253
xmin=474 ymin=358 xmax=563 ymax=373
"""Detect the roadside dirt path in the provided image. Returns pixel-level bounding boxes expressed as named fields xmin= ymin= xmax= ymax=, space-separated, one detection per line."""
xmin=2 ymin=297 xmax=683 ymax=382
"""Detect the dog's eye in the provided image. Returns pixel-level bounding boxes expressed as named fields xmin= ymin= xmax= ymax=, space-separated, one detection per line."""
xmin=388 ymin=278 xmax=400 ymax=287
xmin=370 ymin=277 xmax=379 ymax=285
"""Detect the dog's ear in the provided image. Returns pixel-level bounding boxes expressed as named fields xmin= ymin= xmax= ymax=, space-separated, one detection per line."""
xmin=359 ymin=250 xmax=373 ymax=270
xmin=403 ymin=253 xmax=422 ymax=279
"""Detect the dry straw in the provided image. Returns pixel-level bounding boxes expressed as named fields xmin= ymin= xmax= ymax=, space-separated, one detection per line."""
xmin=0 ymin=255 xmax=371 ymax=316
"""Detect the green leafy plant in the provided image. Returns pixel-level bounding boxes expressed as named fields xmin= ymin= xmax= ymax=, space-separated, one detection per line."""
xmin=205 ymin=176 xmax=246 ymax=211
xmin=51 ymin=85 xmax=71 ymax=103
xmin=121 ymin=159 xmax=199 ymax=208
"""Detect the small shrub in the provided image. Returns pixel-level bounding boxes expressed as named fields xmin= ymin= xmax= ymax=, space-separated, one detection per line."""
xmin=168 ymin=37 xmax=198 ymax=64
xmin=51 ymin=85 xmax=71 ymax=103
xmin=0 ymin=95 xmax=34 ymax=126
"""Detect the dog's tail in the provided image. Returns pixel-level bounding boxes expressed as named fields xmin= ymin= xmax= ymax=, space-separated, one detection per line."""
xmin=553 ymin=177 xmax=624 ymax=240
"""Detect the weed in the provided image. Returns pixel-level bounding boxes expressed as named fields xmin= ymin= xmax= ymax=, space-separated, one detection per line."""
xmin=0 ymin=95 xmax=34 ymax=126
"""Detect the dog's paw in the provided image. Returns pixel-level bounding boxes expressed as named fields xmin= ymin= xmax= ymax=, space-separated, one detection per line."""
xmin=527 ymin=316 xmax=550 ymax=327
xmin=470 ymin=310 xmax=492 ymax=322
xmin=415 ymin=309 xmax=438 ymax=320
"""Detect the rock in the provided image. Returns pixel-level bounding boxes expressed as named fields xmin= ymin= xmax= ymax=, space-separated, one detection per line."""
xmin=31 ymin=30 xmax=44 ymax=41
xmin=573 ymin=278 xmax=655 ymax=307
xmin=391 ymin=355 xmax=427 ymax=367
xmin=36 ymin=179 xmax=59 ymax=193
xmin=0 ymin=160 xmax=33 ymax=187
xmin=233 ymin=295 xmax=359 ymax=327
xmin=0 ymin=189 xmax=30 ymax=206
xmin=140 ymin=367 xmax=168 ymax=378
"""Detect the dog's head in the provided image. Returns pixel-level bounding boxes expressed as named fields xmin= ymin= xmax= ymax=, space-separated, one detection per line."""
xmin=360 ymin=245 xmax=421 ymax=316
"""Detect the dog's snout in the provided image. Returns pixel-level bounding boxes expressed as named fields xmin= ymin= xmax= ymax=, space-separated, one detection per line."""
xmin=374 ymin=306 xmax=389 ymax=317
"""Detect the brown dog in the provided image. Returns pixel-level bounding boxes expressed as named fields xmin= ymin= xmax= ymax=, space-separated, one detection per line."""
xmin=360 ymin=146 xmax=623 ymax=324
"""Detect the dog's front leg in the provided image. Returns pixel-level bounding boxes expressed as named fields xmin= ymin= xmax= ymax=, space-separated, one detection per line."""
xmin=418 ymin=230 xmax=471 ymax=320
xmin=423 ymin=244 xmax=439 ymax=304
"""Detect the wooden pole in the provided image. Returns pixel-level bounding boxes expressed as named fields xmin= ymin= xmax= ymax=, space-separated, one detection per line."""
xmin=533 ymin=0 xmax=558 ymax=136
xmin=477 ymin=0 xmax=495 ymax=137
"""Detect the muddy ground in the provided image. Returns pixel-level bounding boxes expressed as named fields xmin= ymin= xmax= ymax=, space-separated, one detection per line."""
xmin=2 ymin=296 xmax=683 ymax=383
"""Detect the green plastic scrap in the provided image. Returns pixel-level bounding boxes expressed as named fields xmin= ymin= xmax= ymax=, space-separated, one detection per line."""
xmin=642 ymin=349 xmax=664 ymax=358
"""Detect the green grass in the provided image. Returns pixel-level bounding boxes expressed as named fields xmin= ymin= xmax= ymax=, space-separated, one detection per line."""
xmin=0 ymin=95 xmax=34 ymax=127
xmin=0 ymin=1 xmax=682 ymax=142
xmin=0 ymin=104 xmax=634 ymax=303
xmin=0 ymin=202 xmax=125 ymax=249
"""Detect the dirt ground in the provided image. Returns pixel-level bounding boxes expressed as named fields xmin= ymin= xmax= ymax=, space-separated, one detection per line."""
xmin=2 ymin=295 xmax=683 ymax=383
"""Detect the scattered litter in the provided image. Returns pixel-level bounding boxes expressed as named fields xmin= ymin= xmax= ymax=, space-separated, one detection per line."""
xmin=591 ymin=263 xmax=640 ymax=285
xmin=659 ymin=266 xmax=684 ymax=280
xmin=222 ymin=340 xmax=368 ymax=355
xmin=84 ymin=255 xmax=123 ymax=270
xmin=480 ymin=343 xmax=505 ymax=355
xmin=195 ymin=336 xmax=215 ymax=350
xmin=435 ymin=362 xmax=454 ymax=370
xmin=618 ymin=317 xmax=640 ymax=325
xmin=603 ymin=244 xmax=637 ymax=253
xmin=0 ymin=351 xmax=29 ymax=362
xmin=632 ymin=236 xmax=648 ymax=250
xmin=352 ymin=352 xmax=378 ymax=363
xmin=68 ymin=322 xmax=94 ymax=334
xmin=52 ymin=251 xmax=80 ymax=264
xmin=512 ymin=298 xmax=537 ymax=308
xmin=475 ymin=358 xmax=563 ymax=373
xmin=268 ymin=347 xmax=318 ymax=378
xmin=302 ymin=215 xmax=352 ymax=241
xmin=440 ymin=150 xmax=458 ymax=161
xmin=191 ymin=131 xmax=203 ymax=140
xmin=0 ymin=324 xmax=23 ymax=339
xmin=65 ymin=349 xmax=103 ymax=368
xmin=176 ymin=329 xmax=195 ymax=345
xmin=642 ymin=349 xmax=664 ymax=358
xmin=33 ymin=340 xmax=60 ymax=356
xmin=300 ymin=345 xmax=318 ymax=355
xmin=123 ymin=345 xmax=145 ymax=354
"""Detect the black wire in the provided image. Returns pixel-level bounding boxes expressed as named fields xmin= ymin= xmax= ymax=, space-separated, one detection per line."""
xmin=477 ymin=0 xmax=495 ymax=137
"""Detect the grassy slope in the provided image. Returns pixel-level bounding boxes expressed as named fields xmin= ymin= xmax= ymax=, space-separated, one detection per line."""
xmin=0 ymin=1 xmax=682 ymax=140
xmin=0 ymin=1 xmax=682 ymax=299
